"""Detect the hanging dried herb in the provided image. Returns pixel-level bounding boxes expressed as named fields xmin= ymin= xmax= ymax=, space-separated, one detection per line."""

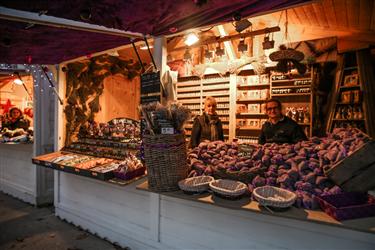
xmin=64 ymin=55 xmax=143 ymax=145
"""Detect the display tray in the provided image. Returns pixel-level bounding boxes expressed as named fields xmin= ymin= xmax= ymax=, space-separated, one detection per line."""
xmin=33 ymin=152 xmax=116 ymax=181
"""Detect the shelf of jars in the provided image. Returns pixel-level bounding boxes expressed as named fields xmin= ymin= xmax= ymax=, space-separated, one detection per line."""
xmin=270 ymin=71 xmax=314 ymax=137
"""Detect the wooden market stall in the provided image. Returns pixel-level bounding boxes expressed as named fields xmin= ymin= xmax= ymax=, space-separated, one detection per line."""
xmin=0 ymin=66 xmax=54 ymax=205
xmin=2 ymin=0 xmax=374 ymax=249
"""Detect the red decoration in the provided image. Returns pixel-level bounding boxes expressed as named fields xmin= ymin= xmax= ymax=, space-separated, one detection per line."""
xmin=0 ymin=99 xmax=15 ymax=114
xmin=169 ymin=27 xmax=178 ymax=33
xmin=26 ymin=55 xmax=32 ymax=64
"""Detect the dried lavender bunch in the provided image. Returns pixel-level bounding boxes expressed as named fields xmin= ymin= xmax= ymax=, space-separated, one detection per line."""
xmin=169 ymin=102 xmax=192 ymax=132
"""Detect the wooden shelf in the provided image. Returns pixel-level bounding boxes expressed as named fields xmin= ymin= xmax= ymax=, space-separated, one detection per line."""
xmin=271 ymin=93 xmax=311 ymax=97
xmin=344 ymin=66 xmax=358 ymax=71
xmin=180 ymin=99 xmax=201 ymax=104
xmin=237 ymin=84 xmax=270 ymax=88
xmin=335 ymin=102 xmax=362 ymax=105
xmin=272 ymin=85 xmax=311 ymax=89
xmin=236 ymin=126 xmax=261 ymax=131
xmin=298 ymin=123 xmax=310 ymax=126
xmin=236 ymin=113 xmax=267 ymax=116
xmin=177 ymin=95 xmax=201 ymax=99
xmin=339 ymin=85 xmax=360 ymax=90
xmin=202 ymin=93 xmax=229 ymax=97
xmin=177 ymin=89 xmax=200 ymax=93
xmin=237 ymin=99 xmax=268 ymax=102
xmin=333 ymin=119 xmax=365 ymax=121
xmin=177 ymin=81 xmax=201 ymax=87
xmin=271 ymin=77 xmax=312 ymax=83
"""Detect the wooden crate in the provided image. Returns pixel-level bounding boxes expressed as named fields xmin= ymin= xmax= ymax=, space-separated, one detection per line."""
xmin=326 ymin=141 xmax=375 ymax=192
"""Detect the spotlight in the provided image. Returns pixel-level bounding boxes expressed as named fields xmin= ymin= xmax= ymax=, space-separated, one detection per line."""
xmin=204 ymin=49 xmax=213 ymax=59
xmin=234 ymin=19 xmax=252 ymax=33
xmin=80 ymin=8 xmax=92 ymax=21
xmin=184 ymin=33 xmax=199 ymax=46
xmin=184 ymin=49 xmax=192 ymax=60
xmin=237 ymin=39 xmax=248 ymax=53
xmin=14 ymin=78 xmax=23 ymax=85
xmin=262 ymin=35 xmax=275 ymax=50
xmin=140 ymin=44 xmax=153 ymax=50
xmin=215 ymin=45 xmax=225 ymax=57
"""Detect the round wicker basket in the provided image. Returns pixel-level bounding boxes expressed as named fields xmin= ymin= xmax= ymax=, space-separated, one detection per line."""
xmin=253 ymin=186 xmax=297 ymax=208
xmin=178 ymin=176 xmax=214 ymax=193
xmin=209 ymin=179 xmax=247 ymax=198
xmin=269 ymin=49 xmax=304 ymax=62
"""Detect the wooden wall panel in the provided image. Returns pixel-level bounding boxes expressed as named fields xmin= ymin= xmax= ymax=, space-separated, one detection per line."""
xmin=96 ymin=75 xmax=140 ymax=123
xmin=371 ymin=0 xmax=375 ymax=30
xmin=359 ymin=0 xmax=373 ymax=30
xmin=295 ymin=6 xmax=312 ymax=26
xmin=347 ymin=0 xmax=360 ymax=29
xmin=333 ymin=0 xmax=348 ymax=27
xmin=322 ymin=0 xmax=338 ymax=27
xmin=312 ymin=3 xmax=329 ymax=28
xmin=303 ymin=5 xmax=320 ymax=27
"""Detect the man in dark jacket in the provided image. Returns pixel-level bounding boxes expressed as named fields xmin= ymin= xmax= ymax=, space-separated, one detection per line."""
xmin=258 ymin=99 xmax=307 ymax=144
xmin=190 ymin=96 xmax=224 ymax=148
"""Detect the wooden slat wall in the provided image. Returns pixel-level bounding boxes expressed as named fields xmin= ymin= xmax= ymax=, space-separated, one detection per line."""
xmin=359 ymin=0 xmax=373 ymax=30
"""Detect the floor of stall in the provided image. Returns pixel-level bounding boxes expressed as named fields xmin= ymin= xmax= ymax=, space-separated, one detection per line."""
xmin=0 ymin=191 xmax=128 ymax=250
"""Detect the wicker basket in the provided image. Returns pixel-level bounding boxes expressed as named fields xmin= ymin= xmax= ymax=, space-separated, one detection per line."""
xmin=143 ymin=134 xmax=188 ymax=192
xmin=178 ymin=176 xmax=214 ymax=193
xmin=253 ymin=186 xmax=297 ymax=208
xmin=209 ymin=179 xmax=247 ymax=199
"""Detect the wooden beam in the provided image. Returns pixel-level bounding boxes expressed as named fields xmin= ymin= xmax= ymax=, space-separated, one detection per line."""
xmin=170 ymin=26 xmax=280 ymax=52
xmin=359 ymin=0 xmax=373 ymax=30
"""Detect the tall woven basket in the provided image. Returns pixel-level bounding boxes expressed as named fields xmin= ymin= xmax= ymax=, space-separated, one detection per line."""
xmin=143 ymin=134 xmax=188 ymax=192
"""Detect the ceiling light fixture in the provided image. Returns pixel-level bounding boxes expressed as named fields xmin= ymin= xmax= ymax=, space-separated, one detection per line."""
xmin=13 ymin=78 xmax=23 ymax=85
xmin=234 ymin=19 xmax=252 ymax=33
xmin=140 ymin=44 xmax=153 ymax=50
xmin=184 ymin=32 xmax=199 ymax=46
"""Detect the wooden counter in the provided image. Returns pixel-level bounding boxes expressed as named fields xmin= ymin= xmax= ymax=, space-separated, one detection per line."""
xmin=137 ymin=181 xmax=375 ymax=235
xmin=53 ymin=171 xmax=375 ymax=249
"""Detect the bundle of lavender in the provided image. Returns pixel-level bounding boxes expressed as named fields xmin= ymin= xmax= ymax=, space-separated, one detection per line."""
xmin=139 ymin=102 xmax=191 ymax=135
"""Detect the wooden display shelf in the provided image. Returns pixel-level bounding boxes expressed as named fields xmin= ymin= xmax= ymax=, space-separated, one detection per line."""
xmin=176 ymin=81 xmax=201 ymax=87
xmin=237 ymin=99 xmax=268 ymax=103
xmin=335 ymin=102 xmax=362 ymax=105
xmin=344 ymin=66 xmax=358 ymax=71
xmin=236 ymin=126 xmax=261 ymax=130
xmin=236 ymin=113 xmax=267 ymax=116
xmin=271 ymin=77 xmax=312 ymax=83
xmin=271 ymin=93 xmax=311 ymax=97
xmin=237 ymin=84 xmax=270 ymax=88
xmin=339 ymin=85 xmax=360 ymax=90
xmin=202 ymin=86 xmax=229 ymax=91
xmin=298 ymin=123 xmax=310 ymax=126
xmin=202 ymin=93 xmax=230 ymax=97
xmin=180 ymin=99 xmax=201 ymax=104
xmin=177 ymin=95 xmax=201 ymax=99
xmin=333 ymin=119 xmax=365 ymax=121
xmin=177 ymin=88 xmax=201 ymax=93
xmin=272 ymin=85 xmax=311 ymax=89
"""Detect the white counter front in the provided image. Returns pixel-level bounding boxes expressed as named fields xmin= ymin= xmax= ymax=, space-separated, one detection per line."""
xmin=0 ymin=143 xmax=53 ymax=205
xmin=54 ymin=171 xmax=375 ymax=250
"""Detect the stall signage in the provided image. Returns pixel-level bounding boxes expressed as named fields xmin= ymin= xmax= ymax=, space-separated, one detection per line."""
xmin=141 ymin=71 xmax=161 ymax=95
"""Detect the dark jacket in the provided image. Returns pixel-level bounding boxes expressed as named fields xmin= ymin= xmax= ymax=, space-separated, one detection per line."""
xmin=258 ymin=116 xmax=307 ymax=144
xmin=2 ymin=116 xmax=30 ymax=131
xmin=190 ymin=113 xmax=224 ymax=148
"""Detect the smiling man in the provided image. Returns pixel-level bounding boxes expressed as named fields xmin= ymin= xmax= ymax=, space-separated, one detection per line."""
xmin=258 ymin=98 xmax=307 ymax=145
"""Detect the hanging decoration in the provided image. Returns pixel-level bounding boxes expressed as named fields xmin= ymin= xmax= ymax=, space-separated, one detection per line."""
xmin=269 ymin=10 xmax=306 ymax=75
xmin=64 ymin=55 xmax=143 ymax=145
